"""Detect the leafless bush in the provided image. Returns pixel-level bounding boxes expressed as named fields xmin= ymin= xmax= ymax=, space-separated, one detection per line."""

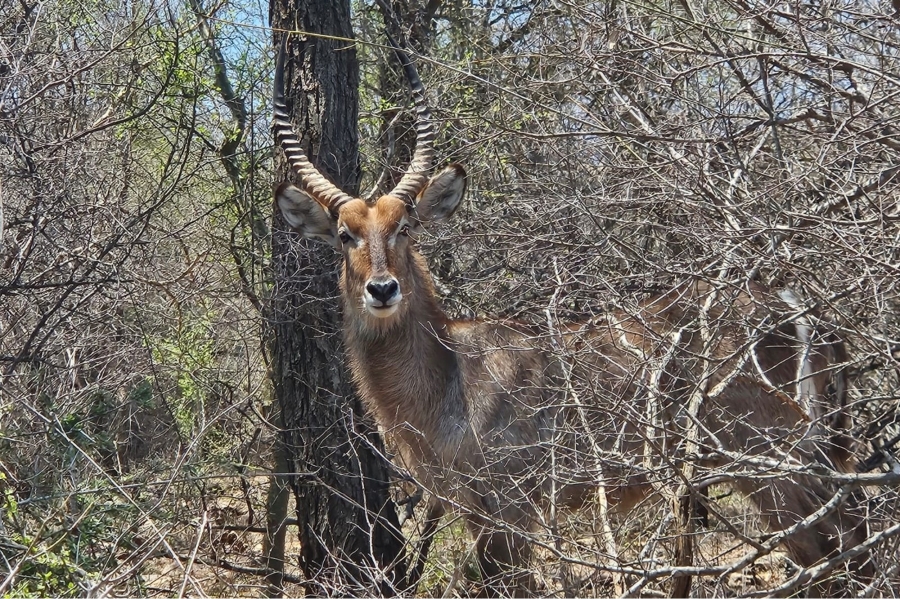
xmin=1 ymin=0 xmax=274 ymax=594
xmin=347 ymin=0 xmax=900 ymax=595
xmin=2 ymin=0 xmax=899 ymax=595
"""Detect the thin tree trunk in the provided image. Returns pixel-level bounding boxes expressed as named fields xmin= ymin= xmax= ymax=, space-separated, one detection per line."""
xmin=268 ymin=0 xmax=406 ymax=594
xmin=372 ymin=0 xmax=437 ymax=197
xmin=262 ymin=439 xmax=290 ymax=597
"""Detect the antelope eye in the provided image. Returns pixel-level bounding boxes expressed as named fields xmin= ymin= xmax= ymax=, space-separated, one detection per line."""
xmin=338 ymin=230 xmax=353 ymax=244
xmin=399 ymin=224 xmax=411 ymax=236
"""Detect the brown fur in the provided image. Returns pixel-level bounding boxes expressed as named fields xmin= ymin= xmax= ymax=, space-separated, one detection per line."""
xmin=277 ymin=173 xmax=871 ymax=596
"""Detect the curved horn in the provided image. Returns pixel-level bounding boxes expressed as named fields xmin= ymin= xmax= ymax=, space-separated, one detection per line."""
xmin=274 ymin=36 xmax=354 ymax=215
xmin=385 ymin=34 xmax=435 ymax=206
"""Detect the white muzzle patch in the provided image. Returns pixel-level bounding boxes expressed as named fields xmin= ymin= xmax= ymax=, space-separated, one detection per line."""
xmin=363 ymin=291 xmax=402 ymax=318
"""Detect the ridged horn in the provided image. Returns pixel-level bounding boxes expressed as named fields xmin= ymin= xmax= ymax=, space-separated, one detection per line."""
xmin=385 ymin=33 xmax=435 ymax=207
xmin=274 ymin=35 xmax=354 ymax=215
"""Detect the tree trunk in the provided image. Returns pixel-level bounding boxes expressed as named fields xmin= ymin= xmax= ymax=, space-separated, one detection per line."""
xmin=262 ymin=438 xmax=290 ymax=598
xmin=372 ymin=0 xmax=439 ymax=196
xmin=268 ymin=1 xmax=406 ymax=595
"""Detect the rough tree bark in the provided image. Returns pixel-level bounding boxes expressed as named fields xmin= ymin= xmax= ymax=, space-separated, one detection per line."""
xmin=371 ymin=0 xmax=440 ymax=197
xmin=268 ymin=0 xmax=406 ymax=595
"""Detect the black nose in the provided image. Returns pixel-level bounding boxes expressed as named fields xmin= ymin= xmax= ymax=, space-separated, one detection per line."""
xmin=366 ymin=279 xmax=399 ymax=304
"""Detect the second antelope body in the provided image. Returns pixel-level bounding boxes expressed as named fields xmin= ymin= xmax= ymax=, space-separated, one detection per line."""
xmin=274 ymin=37 xmax=872 ymax=596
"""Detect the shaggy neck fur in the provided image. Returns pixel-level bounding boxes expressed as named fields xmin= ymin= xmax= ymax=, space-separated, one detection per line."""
xmin=341 ymin=250 xmax=467 ymax=450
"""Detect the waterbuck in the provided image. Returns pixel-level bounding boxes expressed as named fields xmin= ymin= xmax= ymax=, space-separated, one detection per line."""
xmin=273 ymin=35 xmax=872 ymax=596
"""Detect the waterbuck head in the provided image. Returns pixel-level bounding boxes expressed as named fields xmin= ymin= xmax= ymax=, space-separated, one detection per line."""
xmin=274 ymin=37 xmax=466 ymax=326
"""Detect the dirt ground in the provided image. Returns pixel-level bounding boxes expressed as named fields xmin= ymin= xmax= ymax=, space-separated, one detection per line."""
xmin=126 ymin=482 xmax=830 ymax=598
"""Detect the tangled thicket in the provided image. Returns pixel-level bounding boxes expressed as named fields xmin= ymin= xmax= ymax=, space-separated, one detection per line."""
xmin=2 ymin=0 xmax=899 ymax=595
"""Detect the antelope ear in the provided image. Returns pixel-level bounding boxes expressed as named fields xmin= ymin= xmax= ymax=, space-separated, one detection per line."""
xmin=276 ymin=182 xmax=339 ymax=247
xmin=412 ymin=164 xmax=467 ymax=228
